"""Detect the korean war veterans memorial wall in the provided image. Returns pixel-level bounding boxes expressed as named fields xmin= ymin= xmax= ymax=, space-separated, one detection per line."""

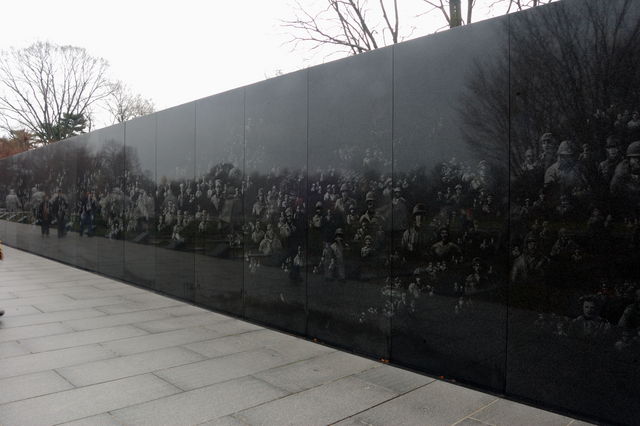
xmin=2 ymin=0 xmax=640 ymax=423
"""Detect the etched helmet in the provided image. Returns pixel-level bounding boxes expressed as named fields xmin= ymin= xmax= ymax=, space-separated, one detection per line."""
xmin=626 ymin=141 xmax=640 ymax=157
xmin=557 ymin=140 xmax=575 ymax=156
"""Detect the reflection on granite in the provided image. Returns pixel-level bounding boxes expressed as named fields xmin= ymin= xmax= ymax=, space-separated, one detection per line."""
xmin=1 ymin=1 xmax=639 ymax=423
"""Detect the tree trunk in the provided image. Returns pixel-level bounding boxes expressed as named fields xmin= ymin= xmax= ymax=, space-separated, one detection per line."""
xmin=449 ymin=0 xmax=462 ymax=27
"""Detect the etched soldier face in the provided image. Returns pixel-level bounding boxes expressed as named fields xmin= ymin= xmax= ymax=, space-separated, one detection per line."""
xmin=606 ymin=146 xmax=619 ymax=159
xmin=582 ymin=300 xmax=596 ymax=319
xmin=526 ymin=240 xmax=537 ymax=252
xmin=525 ymin=151 xmax=534 ymax=163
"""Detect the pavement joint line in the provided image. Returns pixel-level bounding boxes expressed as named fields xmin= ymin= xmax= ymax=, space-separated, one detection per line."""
xmin=247 ymin=373 xmax=294 ymax=395
xmin=0 ymin=312 xmax=109 ymax=331
xmin=468 ymin=417 xmax=497 ymax=426
xmin=0 ymin=321 xmax=74 ymax=336
xmin=150 ymin=371 xmax=190 ymax=392
xmin=225 ymin=415 xmax=252 ymax=426
xmin=450 ymin=397 xmax=499 ymax=426
xmin=15 ymin=326 xmax=154 ymax=354
xmin=326 ymin=379 xmax=436 ymax=425
xmin=226 ymin=364 xmax=412 ymax=422
xmin=52 ymin=368 xmax=79 ymax=388
xmin=0 ymin=343 xmax=120 ymax=381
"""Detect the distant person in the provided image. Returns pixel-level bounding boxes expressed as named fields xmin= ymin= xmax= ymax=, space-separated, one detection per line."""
xmin=52 ymin=188 xmax=69 ymax=238
xmin=5 ymin=189 xmax=19 ymax=212
xmin=37 ymin=195 xmax=53 ymax=237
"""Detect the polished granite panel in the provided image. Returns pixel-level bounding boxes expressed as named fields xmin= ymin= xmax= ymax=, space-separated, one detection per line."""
xmin=1 ymin=156 xmax=18 ymax=247
xmin=391 ymin=19 xmax=509 ymax=392
xmin=74 ymin=133 xmax=100 ymax=271
xmin=244 ymin=71 xmax=307 ymax=334
xmin=194 ymin=89 xmax=245 ymax=316
xmin=0 ymin=2 xmax=636 ymax=423
xmin=155 ymin=103 xmax=196 ymax=300
xmin=124 ymin=113 xmax=157 ymax=289
xmin=307 ymin=46 xmax=393 ymax=358
xmin=95 ymin=124 xmax=126 ymax=280
xmin=506 ymin=0 xmax=640 ymax=424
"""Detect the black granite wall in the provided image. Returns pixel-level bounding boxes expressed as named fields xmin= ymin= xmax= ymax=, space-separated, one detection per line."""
xmin=2 ymin=0 xmax=639 ymax=423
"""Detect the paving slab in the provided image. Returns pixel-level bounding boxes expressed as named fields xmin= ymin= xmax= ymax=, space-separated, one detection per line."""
xmin=0 ymin=344 xmax=115 ymax=379
xmin=334 ymin=380 xmax=498 ymax=426
xmin=252 ymin=351 xmax=378 ymax=393
xmin=156 ymin=347 xmax=297 ymax=390
xmin=65 ymin=286 xmax=147 ymax=300
xmin=95 ymin=298 xmax=182 ymax=314
xmin=0 ymin=308 xmax=105 ymax=328
xmin=20 ymin=324 xmax=149 ymax=352
xmin=159 ymin=304 xmax=214 ymax=317
xmin=111 ymin=376 xmax=288 ymax=426
xmin=0 ymin=304 xmax=41 ymax=316
xmin=354 ymin=364 xmax=436 ymax=394
xmin=0 ymin=340 xmax=30 ymax=358
xmin=0 ymin=321 xmax=73 ymax=343
xmin=0 ymin=246 xmax=591 ymax=426
xmin=55 ymin=346 xmax=205 ymax=387
xmin=185 ymin=328 xmax=304 ymax=358
xmin=236 ymin=376 xmax=397 ymax=426
xmin=34 ymin=296 xmax=125 ymax=312
xmin=0 ymin=370 xmax=74 ymax=405
xmin=59 ymin=413 xmax=125 ymax=426
xmin=133 ymin=312 xmax=231 ymax=333
xmin=102 ymin=326 xmax=223 ymax=356
xmin=62 ymin=309 xmax=172 ymax=331
xmin=200 ymin=416 xmax=251 ymax=426
xmin=0 ymin=374 xmax=180 ymax=425
xmin=471 ymin=398 xmax=574 ymax=426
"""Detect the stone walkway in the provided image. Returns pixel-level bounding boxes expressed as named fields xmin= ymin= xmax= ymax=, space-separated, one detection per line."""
xmin=0 ymin=246 xmax=591 ymax=426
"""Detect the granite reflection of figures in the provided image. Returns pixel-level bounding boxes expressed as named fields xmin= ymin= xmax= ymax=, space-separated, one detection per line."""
xmin=37 ymin=195 xmax=52 ymax=237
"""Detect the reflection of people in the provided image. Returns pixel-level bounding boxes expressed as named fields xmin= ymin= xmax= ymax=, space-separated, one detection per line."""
xmin=79 ymin=191 xmax=97 ymax=237
xmin=330 ymin=228 xmax=346 ymax=281
xmin=37 ymin=195 xmax=52 ymax=237
xmin=52 ymin=188 xmax=68 ymax=238
xmin=5 ymin=189 xmax=19 ymax=212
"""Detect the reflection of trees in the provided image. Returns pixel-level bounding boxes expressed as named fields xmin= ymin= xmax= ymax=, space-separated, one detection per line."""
xmin=461 ymin=0 xmax=640 ymax=175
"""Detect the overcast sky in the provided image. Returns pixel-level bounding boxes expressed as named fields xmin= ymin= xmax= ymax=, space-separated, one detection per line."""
xmin=1 ymin=0 xmax=505 ymax=126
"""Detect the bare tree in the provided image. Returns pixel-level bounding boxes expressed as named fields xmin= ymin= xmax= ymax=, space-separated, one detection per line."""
xmin=282 ymin=0 xmax=403 ymax=56
xmin=422 ymin=0 xmax=465 ymax=28
xmin=105 ymin=81 xmax=155 ymax=124
xmin=0 ymin=42 xmax=112 ymax=145
xmin=284 ymin=0 xmax=558 ymax=58
xmin=502 ymin=0 xmax=556 ymax=14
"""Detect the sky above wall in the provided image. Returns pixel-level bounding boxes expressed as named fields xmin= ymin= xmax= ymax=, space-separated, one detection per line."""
xmin=1 ymin=0 xmax=502 ymax=127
